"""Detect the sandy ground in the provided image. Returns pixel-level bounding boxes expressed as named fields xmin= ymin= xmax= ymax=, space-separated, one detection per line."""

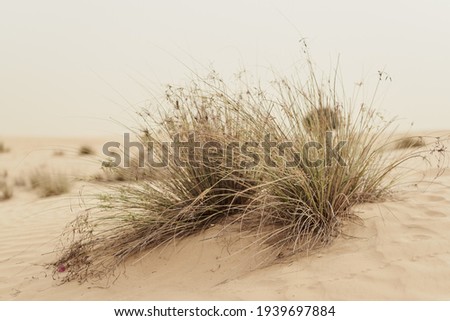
xmin=0 ymin=134 xmax=450 ymax=300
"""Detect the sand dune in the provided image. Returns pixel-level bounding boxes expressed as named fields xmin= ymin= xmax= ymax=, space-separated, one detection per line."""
xmin=0 ymin=135 xmax=449 ymax=300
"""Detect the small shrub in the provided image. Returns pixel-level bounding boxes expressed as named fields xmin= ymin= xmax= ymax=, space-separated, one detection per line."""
xmin=54 ymin=73 xmax=261 ymax=282
xmin=79 ymin=145 xmax=94 ymax=155
xmin=29 ymin=169 xmax=70 ymax=197
xmin=395 ymin=136 xmax=426 ymax=149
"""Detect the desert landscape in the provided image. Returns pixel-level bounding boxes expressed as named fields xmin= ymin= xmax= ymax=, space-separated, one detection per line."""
xmin=1 ymin=2 xmax=450 ymax=309
xmin=1 ymin=127 xmax=449 ymax=300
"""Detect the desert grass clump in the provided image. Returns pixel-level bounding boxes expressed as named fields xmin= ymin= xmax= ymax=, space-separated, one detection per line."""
xmin=79 ymin=145 xmax=94 ymax=156
xmin=29 ymin=168 xmax=70 ymax=197
xmin=53 ymin=51 xmax=446 ymax=283
xmin=54 ymin=73 xmax=266 ymax=282
xmin=394 ymin=136 xmax=426 ymax=149
xmin=238 ymin=58 xmax=447 ymax=259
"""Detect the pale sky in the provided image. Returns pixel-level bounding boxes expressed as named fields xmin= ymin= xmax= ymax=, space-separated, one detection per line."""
xmin=1 ymin=0 xmax=449 ymax=137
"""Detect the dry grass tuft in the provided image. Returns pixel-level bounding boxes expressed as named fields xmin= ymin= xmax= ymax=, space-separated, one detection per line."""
xmin=53 ymin=51 xmax=447 ymax=283
xmin=54 ymin=73 xmax=262 ymax=281
xmin=29 ymin=168 xmax=70 ymax=197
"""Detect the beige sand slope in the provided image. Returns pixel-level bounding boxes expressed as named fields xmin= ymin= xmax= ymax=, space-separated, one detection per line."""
xmin=0 ymin=135 xmax=449 ymax=300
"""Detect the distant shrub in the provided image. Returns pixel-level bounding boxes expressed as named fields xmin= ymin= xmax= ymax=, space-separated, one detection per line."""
xmin=79 ymin=145 xmax=94 ymax=155
xmin=302 ymin=106 xmax=342 ymax=134
xmin=395 ymin=136 xmax=426 ymax=149
xmin=29 ymin=169 xmax=70 ymax=197
xmin=53 ymin=50 xmax=446 ymax=284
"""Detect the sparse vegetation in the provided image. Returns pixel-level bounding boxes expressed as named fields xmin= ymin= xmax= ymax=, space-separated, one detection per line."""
xmin=29 ymin=168 xmax=70 ymax=197
xmin=395 ymin=136 xmax=426 ymax=149
xmin=53 ymin=50 xmax=446 ymax=283
xmin=79 ymin=145 xmax=94 ymax=155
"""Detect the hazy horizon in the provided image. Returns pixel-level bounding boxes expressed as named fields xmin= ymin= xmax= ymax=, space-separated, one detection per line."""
xmin=1 ymin=0 xmax=449 ymax=137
